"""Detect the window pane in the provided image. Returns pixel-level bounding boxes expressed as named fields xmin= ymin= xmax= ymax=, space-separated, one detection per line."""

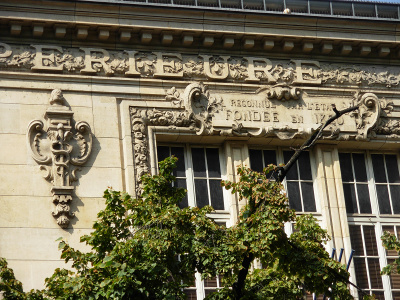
xmin=386 ymin=155 xmax=400 ymax=183
xmin=175 ymin=178 xmax=188 ymax=208
xmin=287 ymin=182 xmax=302 ymax=211
xmin=392 ymin=291 xmax=400 ymax=299
xmin=343 ymin=184 xmax=358 ymax=213
xmin=310 ymin=0 xmax=330 ymax=14
xmin=263 ymin=150 xmax=277 ymax=166
xmin=171 ymin=147 xmax=185 ymax=177
xmin=298 ymin=152 xmax=313 ymax=180
xmin=265 ymin=0 xmax=284 ymax=11
xmin=376 ymin=185 xmax=391 ymax=214
xmin=368 ymin=258 xmax=383 ymax=289
xmin=372 ymin=154 xmax=387 ymax=183
xmin=194 ymin=179 xmax=209 ymax=208
xmin=388 ymin=259 xmax=400 ymax=289
xmin=332 ymin=1 xmax=352 ymax=16
xmin=284 ymin=151 xmax=298 ymax=180
xmin=364 ymin=226 xmax=378 ymax=256
xmin=157 ymin=146 xmax=170 ymax=162
xmin=357 ymin=184 xmax=372 ymax=214
xmin=243 ymin=0 xmax=264 ymax=10
xmin=372 ymin=292 xmax=385 ymax=300
xmin=391 ymin=185 xmax=400 ymax=214
xmin=349 ymin=225 xmax=364 ymax=256
xmin=249 ymin=149 xmax=263 ymax=172
xmin=354 ymin=257 xmax=369 ymax=289
xmin=353 ymin=153 xmax=368 ymax=182
xmin=209 ymin=180 xmax=224 ymax=210
xmin=205 ymin=289 xmax=218 ymax=296
xmin=192 ymin=148 xmax=206 ymax=177
xmin=301 ymin=182 xmax=316 ymax=212
xmin=206 ymin=148 xmax=221 ymax=178
xmin=184 ymin=289 xmax=197 ymax=300
xmin=204 ymin=276 xmax=218 ymax=287
xmin=354 ymin=3 xmax=376 ymax=17
xmin=339 ymin=153 xmax=354 ymax=182
xmin=286 ymin=0 xmax=308 ymax=13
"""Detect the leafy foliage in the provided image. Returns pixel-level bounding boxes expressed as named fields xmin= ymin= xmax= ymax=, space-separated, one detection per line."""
xmin=1 ymin=157 xmax=356 ymax=299
xmin=0 ymin=258 xmax=43 ymax=300
xmin=381 ymin=231 xmax=400 ymax=276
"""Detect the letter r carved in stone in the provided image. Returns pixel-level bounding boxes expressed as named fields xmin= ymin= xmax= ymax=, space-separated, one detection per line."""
xmin=27 ymin=89 xmax=93 ymax=228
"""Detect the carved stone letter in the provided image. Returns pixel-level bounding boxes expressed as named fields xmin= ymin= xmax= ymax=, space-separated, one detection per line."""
xmin=80 ymin=47 xmax=112 ymax=75
xmin=124 ymin=50 xmax=140 ymax=77
xmin=153 ymin=52 xmax=183 ymax=78
xmin=245 ymin=57 xmax=277 ymax=83
xmin=0 ymin=42 xmax=12 ymax=59
xmin=200 ymin=55 xmax=230 ymax=80
xmin=292 ymin=60 xmax=321 ymax=85
xmin=31 ymin=45 xmax=63 ymax=71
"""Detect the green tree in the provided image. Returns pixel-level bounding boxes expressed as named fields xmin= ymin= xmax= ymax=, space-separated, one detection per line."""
xmin=1 ymin=157 xmax=355 ymax=299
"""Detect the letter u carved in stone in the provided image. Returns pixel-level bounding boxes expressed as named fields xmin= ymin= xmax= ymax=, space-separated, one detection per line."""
xmin=27 ymin=89 xmax=93 ymax=228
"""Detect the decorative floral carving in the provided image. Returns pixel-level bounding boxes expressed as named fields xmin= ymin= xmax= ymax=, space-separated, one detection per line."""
xmin=208 ymin=56 xmax=227 ymax=77
xmin=27 ymin=89 xmax=93 ymax=228
xmin=56 ymin=51 xmax=85 ymax=72
xmin=130 ymin=107 xmax=195 ymax=195
xmin=165 ymin=87 xmax=182 ymax=107
xmin=375 ymin=119 xmax=400 ymax=136
xmin=131 ymin=82 xmax=223 ymax=195
xmin=135 ymin=52 xmax=156 ymax=76
xmin=271 ymin=64 xmax=295 ymax=83
xmin=108 ymin=53 xmax=129 ymax=74
xmin=348 ymin=92 xmax=381 ymax=140
xmin=320 ymin=65 xmax=400 ymax=88
xmin=7 ymin=48 xmax=35 ymax=68
xmin=1 ymin=42 xmax=400 ymax=88
xmin=184 ymin=57 xmax=204 ymax=77
xmin=264 ymin=84 xmax=301 ymax=101
xmin=163 ymin=56 xmax=183 ymax=75
xmin=228 ymin=57 xmax=248 ymax=80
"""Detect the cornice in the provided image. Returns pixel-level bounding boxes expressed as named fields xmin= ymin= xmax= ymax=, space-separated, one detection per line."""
xmin=1 ymin=0 xmax=400 ymax=59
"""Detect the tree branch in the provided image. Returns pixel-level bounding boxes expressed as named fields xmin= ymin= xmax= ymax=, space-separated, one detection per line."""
xmin=276 ymin=104 xmax=359 ymax=183
xmin=232 ymin=104 xmax=359 ymax=300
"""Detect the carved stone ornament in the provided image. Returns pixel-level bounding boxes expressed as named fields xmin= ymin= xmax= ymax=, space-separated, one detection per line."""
xmin=4 ymin=42 xmax=400 ymax=89
xmin=27 ymin=89 xmax=93 ymax=228
xmin=130 ymin=81 xmax=392 ymax=194
xmin=130 ymin=82 xmax=224 ymax=195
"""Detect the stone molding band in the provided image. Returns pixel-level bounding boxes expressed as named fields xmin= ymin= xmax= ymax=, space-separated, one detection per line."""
xmin=2 ymin=42 xmax=400 ymax=88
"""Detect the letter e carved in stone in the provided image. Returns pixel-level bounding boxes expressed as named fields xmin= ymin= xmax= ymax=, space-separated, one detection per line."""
xmin=27 ymin=89 xmax=93 ymax=228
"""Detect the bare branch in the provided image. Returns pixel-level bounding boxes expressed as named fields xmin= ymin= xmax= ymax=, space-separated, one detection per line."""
xmin=276 ymin=104 xmax=359 ymax=182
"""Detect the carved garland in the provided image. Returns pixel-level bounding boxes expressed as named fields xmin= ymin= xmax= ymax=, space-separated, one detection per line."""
xmin=27 ymin=89 xmax=93 ymax=228
xmin=3 ymin=42 xmax=400 ymax=88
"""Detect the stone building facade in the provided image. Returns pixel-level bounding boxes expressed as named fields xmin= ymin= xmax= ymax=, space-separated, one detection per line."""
xmin=2 ymin=0 xmax=400 ymax=298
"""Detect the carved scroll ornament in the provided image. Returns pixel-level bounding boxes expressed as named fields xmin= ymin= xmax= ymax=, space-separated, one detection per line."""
xmin=27 ymin=89 xmax=93 ymax=228
xmin=130 ymin=82 xmax=393 ymax=194
xmin=131 ymin=82 xmax=225 ymax=195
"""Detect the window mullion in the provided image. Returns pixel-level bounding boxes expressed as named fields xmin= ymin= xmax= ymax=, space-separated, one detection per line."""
xmin=383 ymin=155 xmax=395 ymax=215
xmin=360 ymin=225 xmax=373 ymax=291
xmin=296 ymin=159 xmax=305 ymax=212
xmin=185 ymin=144 xmax=196 ymax=207
xmin=366 ymin=151 xmax=379 ymax=215
xmin=204 ymin=148 xmax=212 ymax=206
xmin=350 ymin=154 xmax=361 ymax=214
xmin=376 ymin=223 xmax=393 ymax=299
